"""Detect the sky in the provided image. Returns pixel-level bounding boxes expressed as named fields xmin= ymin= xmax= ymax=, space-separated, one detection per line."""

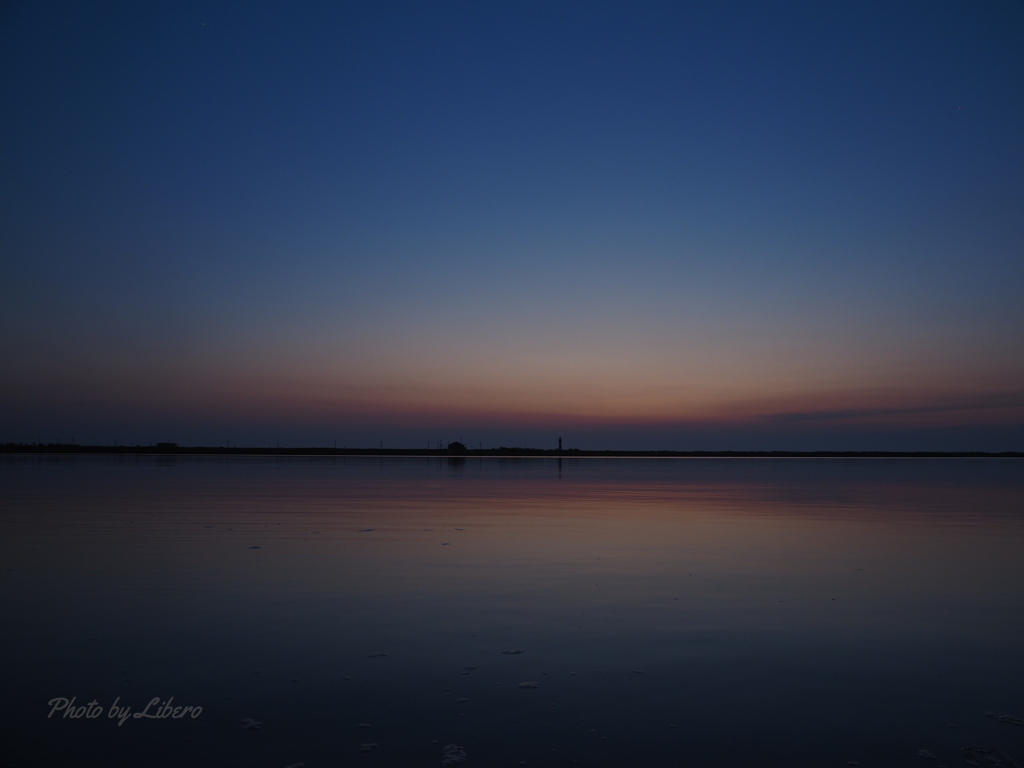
xmin=2 ymin=0 xmax=1023 ymax=451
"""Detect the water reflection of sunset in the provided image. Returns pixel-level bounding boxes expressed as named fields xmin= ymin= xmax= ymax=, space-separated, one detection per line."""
xmin=5 ymin=456 xmax=1024 ymax=766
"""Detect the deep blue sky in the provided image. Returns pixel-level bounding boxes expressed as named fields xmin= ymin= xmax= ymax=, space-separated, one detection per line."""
xmin=2 ymin=1 xmax=1023 ymax=450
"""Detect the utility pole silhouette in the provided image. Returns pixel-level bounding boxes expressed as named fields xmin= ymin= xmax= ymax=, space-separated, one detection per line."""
xmin=558 ymin=436 xmax=563 ymax=453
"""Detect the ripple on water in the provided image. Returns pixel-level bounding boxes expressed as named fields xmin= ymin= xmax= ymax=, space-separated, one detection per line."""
xmin=442 ymin=743 xmax=467 ymax=766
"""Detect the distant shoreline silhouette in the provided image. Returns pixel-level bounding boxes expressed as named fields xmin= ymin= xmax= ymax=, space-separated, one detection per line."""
xmin=2 ymin=442 xmax=1021 ymax=459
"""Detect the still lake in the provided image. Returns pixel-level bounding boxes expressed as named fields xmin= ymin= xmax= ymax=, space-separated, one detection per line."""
xmin=3 ymin=454 xmax=1023 ymax=767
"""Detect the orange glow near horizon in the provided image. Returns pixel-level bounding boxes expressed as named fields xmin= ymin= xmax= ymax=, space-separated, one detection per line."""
xmin=142 ymin=368 xmax=1024 ymax=437
xmin=5 ymin=304 xmax=1022 ymax=446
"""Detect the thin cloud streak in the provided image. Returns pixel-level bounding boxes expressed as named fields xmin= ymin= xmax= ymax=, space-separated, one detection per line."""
xmin=760 ymin=392 xmax=1024 ymax=425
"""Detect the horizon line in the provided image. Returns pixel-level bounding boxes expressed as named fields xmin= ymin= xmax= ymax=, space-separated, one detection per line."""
xmin=3 ymin=442 xmax=1022 ymax=459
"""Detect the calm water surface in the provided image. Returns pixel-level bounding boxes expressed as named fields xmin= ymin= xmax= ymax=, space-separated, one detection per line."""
xmin=3 ymin=455 xmax=1023 ymax=767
